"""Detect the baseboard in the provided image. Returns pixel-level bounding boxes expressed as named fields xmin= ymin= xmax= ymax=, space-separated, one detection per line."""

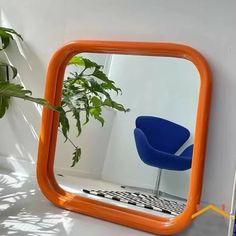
xmin=0 ymin=155 xmax=35 ymax=176
xmin=55 ymin=167 xmax=101 ymax=180
xmin=0 ymin=155 xmax=101 ymax=179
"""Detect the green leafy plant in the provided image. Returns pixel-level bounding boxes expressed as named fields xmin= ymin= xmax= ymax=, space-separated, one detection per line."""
xmin=0 ymin=26 xmax=129 ymax=167
xmin=0 ymin=27 xmax=52 ymax=118
xmin=59 ymin=56 xmax=130 ymax=167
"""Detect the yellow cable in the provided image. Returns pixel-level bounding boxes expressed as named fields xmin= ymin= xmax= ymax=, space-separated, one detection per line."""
xmin=192 ymin=205 xmax=230 ymax=219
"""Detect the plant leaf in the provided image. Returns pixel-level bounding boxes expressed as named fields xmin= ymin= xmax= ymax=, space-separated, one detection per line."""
xmin=68 ymin=56 xmax=85 ymax=66
xmin=0 ymin=96 xmax=10 ymax=118
xmin=72 ymin=109 xmax=81 ymax=136
xmin=0 ymin=27 xmax=22 ymax=50
xmin=71 ymin=147 xmax=81 ymax=167
xmin=101 ymin=82 xmax=121 ymax=94
xmin=91 ymin=96 xmax=102 ymax=107
xmin=103 ymin=98 xmax=130 ymax=112
xmin=89 ymin=106 xmax=104 ymax=126
xmin=0 ymin=62 xmax=18 ymax=80
xmin=69 ymin=56 xmax=102 ymax=69
xmin=0 ymin=27 xmax=23 ymax=40
xmin=0 ymin=29 xmax=11 ymax=49
xmin=92 ymin=68 xmax=111 ymax=83
xmin=0 ymin=81 xmax=56 ymax=118
xmin=84 ymin=108 xmax=90 ymax=125
xmin=58 ymin=107 xmax=70 ymax=140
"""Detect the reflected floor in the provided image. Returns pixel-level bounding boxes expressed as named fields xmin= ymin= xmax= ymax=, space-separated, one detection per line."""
xmin=56 ymin=173 xmax=186 ymax=218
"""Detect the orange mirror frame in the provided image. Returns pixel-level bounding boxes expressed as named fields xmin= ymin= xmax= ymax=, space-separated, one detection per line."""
xmin=37 ymin=40 xmax=212 ymax=235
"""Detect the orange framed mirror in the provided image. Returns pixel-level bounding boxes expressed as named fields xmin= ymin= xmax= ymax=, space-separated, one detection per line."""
xmin=37 ymin=40 xmax=212 ymax=235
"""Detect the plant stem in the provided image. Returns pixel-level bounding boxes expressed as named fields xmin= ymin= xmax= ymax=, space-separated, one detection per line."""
xmin=58 ymin=129 xmax=78 ymax=149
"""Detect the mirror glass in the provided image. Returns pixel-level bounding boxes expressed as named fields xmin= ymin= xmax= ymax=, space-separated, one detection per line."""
xmin=54 ymin=53 xmax=200 ymax=218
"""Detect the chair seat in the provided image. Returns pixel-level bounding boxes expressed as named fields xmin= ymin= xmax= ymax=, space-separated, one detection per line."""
xmin=134 ymin=128 xmax=193 ymax=171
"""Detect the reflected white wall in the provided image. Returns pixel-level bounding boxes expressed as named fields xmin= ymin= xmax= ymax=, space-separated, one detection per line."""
xmin=101 ymin=55 xmax=199 ymax=198
xmin=54 ymin=54 xmax=199 ymax=199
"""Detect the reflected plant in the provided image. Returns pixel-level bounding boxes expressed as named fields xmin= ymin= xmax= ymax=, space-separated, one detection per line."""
xmin=59 ymin=56 xmax=130 ymax=167
xmin=0 ymin=27 xmax=53 ymax=118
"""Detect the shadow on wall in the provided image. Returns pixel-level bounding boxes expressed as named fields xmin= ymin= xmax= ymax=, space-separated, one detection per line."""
xmin=0 ymin=9 xmax=47 ymax=173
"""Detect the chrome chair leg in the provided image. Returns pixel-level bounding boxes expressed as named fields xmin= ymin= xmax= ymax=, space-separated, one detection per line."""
xmin=154 ymin=169 xmax=162 ymax=196
xmin=121 ymin=169 xmax=187 ymax=202
xmin=121 ymin=169 xmax=163 ymax=195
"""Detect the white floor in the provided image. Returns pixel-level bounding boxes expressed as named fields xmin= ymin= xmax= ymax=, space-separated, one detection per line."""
xmin=56 ymin=173 xmax=175 ymax=218
xmin=0 ymin=169 xmax=229 ymax=236
xmin=0 ymin=169 xmax=153 ymax=236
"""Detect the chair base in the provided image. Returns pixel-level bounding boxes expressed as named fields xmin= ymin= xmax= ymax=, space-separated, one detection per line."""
xmin=120 ymin=169 xmax=186 ymax=202
xmin=120 ymin=185 xmax=186 ymax=202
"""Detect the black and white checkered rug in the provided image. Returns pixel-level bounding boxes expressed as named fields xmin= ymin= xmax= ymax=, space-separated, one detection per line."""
xmin=82 ymin=189 xmax=186 ymax=216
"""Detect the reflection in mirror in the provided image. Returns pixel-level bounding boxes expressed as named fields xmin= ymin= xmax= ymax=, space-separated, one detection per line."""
xmin=54 ymin=53 xmax=200 ymax=218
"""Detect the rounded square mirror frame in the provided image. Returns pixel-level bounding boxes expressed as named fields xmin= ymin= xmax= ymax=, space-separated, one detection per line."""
xmin=37 ymin=40 xmax=212 ymax=235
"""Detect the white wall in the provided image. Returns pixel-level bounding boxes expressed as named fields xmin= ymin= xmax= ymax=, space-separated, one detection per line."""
xmin=0 ymin=0 xmax=235 ymax=234
xmin=101 ymin=55 xmax=199 ymax=198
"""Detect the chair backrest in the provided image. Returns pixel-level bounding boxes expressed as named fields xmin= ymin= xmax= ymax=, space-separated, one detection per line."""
xmin=136 ymin=116 xmax=190 ymax=154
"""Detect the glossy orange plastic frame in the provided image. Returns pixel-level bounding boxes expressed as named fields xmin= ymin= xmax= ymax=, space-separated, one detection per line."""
xmin=37 ymin=40 xmax=212 ymax=235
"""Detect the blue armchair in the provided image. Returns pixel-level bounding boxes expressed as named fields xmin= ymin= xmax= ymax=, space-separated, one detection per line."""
xmin=134 ymin=116 xmax=193 ymax=196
